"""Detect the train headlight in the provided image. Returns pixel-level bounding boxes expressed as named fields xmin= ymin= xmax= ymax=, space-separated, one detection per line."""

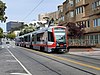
xmin=56 ymin=43 xmax=59 ymax=46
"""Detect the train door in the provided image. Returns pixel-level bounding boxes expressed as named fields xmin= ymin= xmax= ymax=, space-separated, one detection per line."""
xmin=41 ymin=31 xmax=48 ymax=52
xmin=47 ymin=30 xmax=55 ymax=52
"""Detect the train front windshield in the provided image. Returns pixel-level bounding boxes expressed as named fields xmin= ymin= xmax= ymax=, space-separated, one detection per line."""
xmin=54 ymin=28 xmax=66 ymax=43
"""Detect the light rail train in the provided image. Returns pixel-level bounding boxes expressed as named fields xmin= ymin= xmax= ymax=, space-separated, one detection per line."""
xmin=15 ymin=26 xmax=69 ymax=53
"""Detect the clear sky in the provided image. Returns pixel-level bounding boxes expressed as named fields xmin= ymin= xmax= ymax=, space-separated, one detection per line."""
xmin=0 ymin=0 xmax=65 ymax=32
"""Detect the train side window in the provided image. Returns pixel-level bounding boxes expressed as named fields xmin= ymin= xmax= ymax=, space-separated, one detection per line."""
xmin=37 ymin=34 xmax=40 ymax=41
xmin=32 ymin=34 xmax=34 ymax=41
xmin=37 ymin=33 xmax=45 ymax=41
xmin=24 ymin=36 xmax=27 ymax=42
xmin=27 ymin=35 xmax=30 ymax=42
xmin=48 ymin=32 xmax=54 ymax=42
xmin=22 ymin=38 xmax=24 ymax=42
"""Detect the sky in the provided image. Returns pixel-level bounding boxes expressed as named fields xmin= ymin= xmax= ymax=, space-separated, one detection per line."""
xmin=0 ymin=0 xmax=65 ymax=32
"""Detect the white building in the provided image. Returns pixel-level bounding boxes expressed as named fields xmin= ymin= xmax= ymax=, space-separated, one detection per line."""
xmin=14 ymin=30 xmax=20 ymax=36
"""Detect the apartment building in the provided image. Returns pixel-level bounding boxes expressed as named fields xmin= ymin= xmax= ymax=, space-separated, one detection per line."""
xmin=58 ymin=0 xmax=100 ymax=47
xmin=58 ymin=5 xmax=65 ymax=25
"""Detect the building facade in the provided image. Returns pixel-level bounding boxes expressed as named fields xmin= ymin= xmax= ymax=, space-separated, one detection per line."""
xmin=6 ymin=21 xmax=24 ymax=32
xmin=58 ymin=5 xmax=65 ymax=25
xmin=38 ymin=13 xmax=49 ymax=21
xmin=38 ymin=11 xmax=59 ymax=24
xmin=58 ymin=0 xmax=100 ymax=47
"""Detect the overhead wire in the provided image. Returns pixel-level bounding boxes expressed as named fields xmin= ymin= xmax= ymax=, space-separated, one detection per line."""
xmin=22 ymin=0 xmax=45 ymax=21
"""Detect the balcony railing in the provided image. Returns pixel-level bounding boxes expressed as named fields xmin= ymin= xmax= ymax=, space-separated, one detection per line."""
xmin=68 ymin=39 xmax=98 ymax=47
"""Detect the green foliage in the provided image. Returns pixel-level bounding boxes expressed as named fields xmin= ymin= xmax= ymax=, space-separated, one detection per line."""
xmin=0 ymin=0 xmax=7 ymax=22
xmin=0 ymin=27 xmax=3 ymax=38
xmin=19 ymin=23 xmax=36 ymax=36
xmin=7 ymin=32 xmax=16 ymax=39
xmin=0 ymin=33 xmax=3 ymax=38
xmin=0 ymin=27 xmax=3 ymax=33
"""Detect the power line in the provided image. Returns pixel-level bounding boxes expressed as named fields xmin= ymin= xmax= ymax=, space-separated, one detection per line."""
xmin=22 ymin=0 xmax=44 ymax=21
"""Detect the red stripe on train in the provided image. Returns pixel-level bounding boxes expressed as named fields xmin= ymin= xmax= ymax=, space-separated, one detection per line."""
xmin=32 ymin=42 xmax=56 ymax=48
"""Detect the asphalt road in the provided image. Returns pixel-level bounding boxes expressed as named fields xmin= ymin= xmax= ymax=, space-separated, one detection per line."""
xmin=0 ymin=41 xmax=100 ymax=75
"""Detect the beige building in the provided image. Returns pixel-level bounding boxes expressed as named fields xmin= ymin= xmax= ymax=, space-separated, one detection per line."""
xmin=38 ymin=11 xmax=59 ymax=23
xmin=58 ymin=0 xmax=100 ymax=47
xmin=38 ymin=13 xmax=49 ymax=21
xmin=58 ymin=5 xmax=65 ymax=25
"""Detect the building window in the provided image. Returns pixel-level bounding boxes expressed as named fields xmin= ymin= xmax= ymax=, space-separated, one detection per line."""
xmin=69 ymin=0 xmax=74 ymax=6
xmin=92 ymin=1 xmax=100 ymax=10
xmin=93 ymin=18 xmax=100 ymax=27
xmin=99 ymin=0 xmax=100 ymax=5
xmin=70 ymin=11 xmax=74 ymax=17
xmin=75 ymin=9 xmax=77 ymax=15
xmin=77 ymin=7 xmax=79 ymax=14
xmin=90 ymin=35 xmax=93 ymax=40
xmin=79 ymin=7 xmax=83 ymax=13
xmin=76 ymin=6 xmax=84 ymax=15
xmin=92 ymin=3 xmax=95 ymax=10
xmin=90 ymin=35 xmax=94 ymax=44
xmin=87 ymin=20 xmax=90 ymax=27
xmin=94 ymin=19 xmax=97 ymax=27
xmin=62 ymin=16 xmax=64 ymax=21
xmin=88 ymin=34 xmax=100 ymax=44
xmin=98 ymin=18 xmax=100 ymax=26
xmin=59 ymin=15 xmax=64 ymax=22
xmin=95 ymin=35 xmax=99 ymax=44
xmin=96 ymin=1 xmax=100 ymax=6
xmin=99 ymin=34 xmax=100 ymax=43
xmin=80 ymin=20 xmax=90 ymax=28
xmin=76 ymin=0 xmax=81 ymax=3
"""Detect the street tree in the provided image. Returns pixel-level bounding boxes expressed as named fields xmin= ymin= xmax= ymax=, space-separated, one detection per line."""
xmin=0 ymin=27 xmax=3 ymax=38
xmin=66 ymin=22 xmax=85 ymax=38
xmin=19 ymin=24 xmax=35 ymax=36
xmin=0 ymin=0 xmax=7 ymax=22
xmin=23 ymin=26 xmax=35 ymax=34
xmin=7 ymin=32 xmax=16 ymax=39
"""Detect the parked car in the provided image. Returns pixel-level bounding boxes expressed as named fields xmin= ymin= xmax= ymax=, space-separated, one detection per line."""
xmin=6 ymin=41 xmax=10 ymax=44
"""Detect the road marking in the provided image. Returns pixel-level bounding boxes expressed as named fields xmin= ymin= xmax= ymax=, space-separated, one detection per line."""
xmin=7 ymin=46 xmax=10 ymax=48
xmin=6 ymin=48 xmax=32 ymax=75
xmin=25 ymin=48 xmax=100 ymax=71
xmin=1 ymin=46 xmax=4 ymax=48
xmin=5 ymin=55 xmax=11 ymax=56
xmin=6 ymin=60 xmax=17 ymax=62
xmin=10 ymin=73 xmax=29 ymax=75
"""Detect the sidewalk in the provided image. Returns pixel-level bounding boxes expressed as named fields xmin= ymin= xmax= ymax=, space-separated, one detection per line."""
xmin=92 ymin=48 xmax=100 ymax=51
xmin=69 ymin=48 xmax=100 ymax=60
